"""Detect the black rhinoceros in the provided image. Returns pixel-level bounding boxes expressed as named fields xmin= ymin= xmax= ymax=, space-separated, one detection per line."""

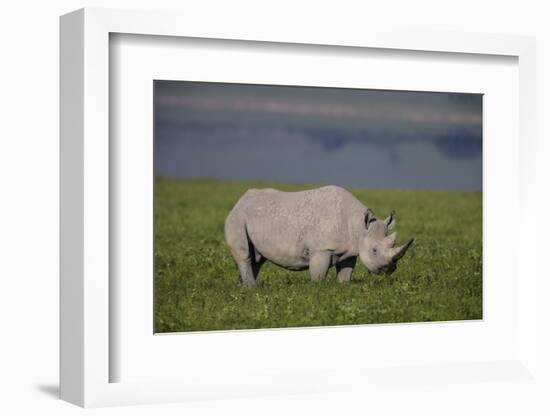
xmin=225 ymin=185 xmax=414 ymax=286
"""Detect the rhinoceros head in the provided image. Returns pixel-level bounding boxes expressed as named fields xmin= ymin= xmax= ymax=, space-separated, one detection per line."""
xmin=358 ymin=209 xmax=414 ymax=275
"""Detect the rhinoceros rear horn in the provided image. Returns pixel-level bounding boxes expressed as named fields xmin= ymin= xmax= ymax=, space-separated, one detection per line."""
xmin=384 ymin=232 xmax=397 ymax=248
xmin=390 ymin=238 xmax=414 ymax=261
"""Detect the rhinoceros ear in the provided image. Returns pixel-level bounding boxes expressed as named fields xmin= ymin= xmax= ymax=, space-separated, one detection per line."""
xmin=384 ymin=210 xmax=396 ymax=231
xmin=364 ymin=209 xmax=376 ymax=229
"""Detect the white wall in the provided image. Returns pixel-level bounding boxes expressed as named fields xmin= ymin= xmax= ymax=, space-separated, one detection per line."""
xmin=1 ymin=1 xmax=548 ymax=415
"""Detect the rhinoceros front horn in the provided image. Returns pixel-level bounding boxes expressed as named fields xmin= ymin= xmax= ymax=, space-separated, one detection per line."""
xmin=390 ymin=238 xmax=414 ymax=261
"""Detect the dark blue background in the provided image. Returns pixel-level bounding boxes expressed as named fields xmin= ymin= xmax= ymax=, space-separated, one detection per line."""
xmin=155 ymin=81 xmax=482 ymax=191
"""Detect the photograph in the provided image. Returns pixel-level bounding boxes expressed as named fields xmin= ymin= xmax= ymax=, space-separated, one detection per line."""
xmin=154 ymin=80 xmax=482 ymax=333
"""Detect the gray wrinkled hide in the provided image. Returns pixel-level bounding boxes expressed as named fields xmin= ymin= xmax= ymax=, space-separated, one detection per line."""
xmin=225 ymin=185 xmax=413 ymax=286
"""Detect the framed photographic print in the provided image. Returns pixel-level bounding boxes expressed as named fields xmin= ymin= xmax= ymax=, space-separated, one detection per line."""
xmin=60 ymin=8 xmax=539 ymax=408
xmin=152 ymin=80 xmax=482 ymax=333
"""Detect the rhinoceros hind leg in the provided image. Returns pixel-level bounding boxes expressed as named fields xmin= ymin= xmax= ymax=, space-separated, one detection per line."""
xmin=225 ymin=219 xmax=256 ymax=286
xmin=235 ymin=259 xmax=256 ymax=287
xmin=309 ymin=251 xmax=331 ymax=281
xmin=336 ymin=256 xmax=357 ymax=283
xmin=252 ymin=255 xmax=266 ymax=280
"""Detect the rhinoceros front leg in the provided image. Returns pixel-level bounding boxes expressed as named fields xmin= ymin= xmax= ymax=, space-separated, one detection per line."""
xmin=309 ymin=251 xmax=332 ymax=281
xmin=336 ymin=256 xmax=357 ymax=283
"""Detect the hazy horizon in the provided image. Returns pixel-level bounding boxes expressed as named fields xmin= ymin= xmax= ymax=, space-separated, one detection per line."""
xmin=155 ymin=81 xmax=482 ymax=191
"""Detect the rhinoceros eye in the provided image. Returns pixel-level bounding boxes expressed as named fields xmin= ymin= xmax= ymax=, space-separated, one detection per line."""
xmin=372 ymin=247 xmax=378 ymax=254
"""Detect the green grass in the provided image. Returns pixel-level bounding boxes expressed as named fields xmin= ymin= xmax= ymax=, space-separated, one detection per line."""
xmin=155 ymin=178 xmax=482 ymax=333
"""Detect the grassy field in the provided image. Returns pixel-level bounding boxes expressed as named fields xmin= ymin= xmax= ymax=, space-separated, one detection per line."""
xmin=155 ymin=178 xmax=482 ymax=333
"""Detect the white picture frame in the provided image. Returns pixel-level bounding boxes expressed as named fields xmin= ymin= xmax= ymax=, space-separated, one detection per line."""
xmin=60 ymin=7 xmax=538 ymax=408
